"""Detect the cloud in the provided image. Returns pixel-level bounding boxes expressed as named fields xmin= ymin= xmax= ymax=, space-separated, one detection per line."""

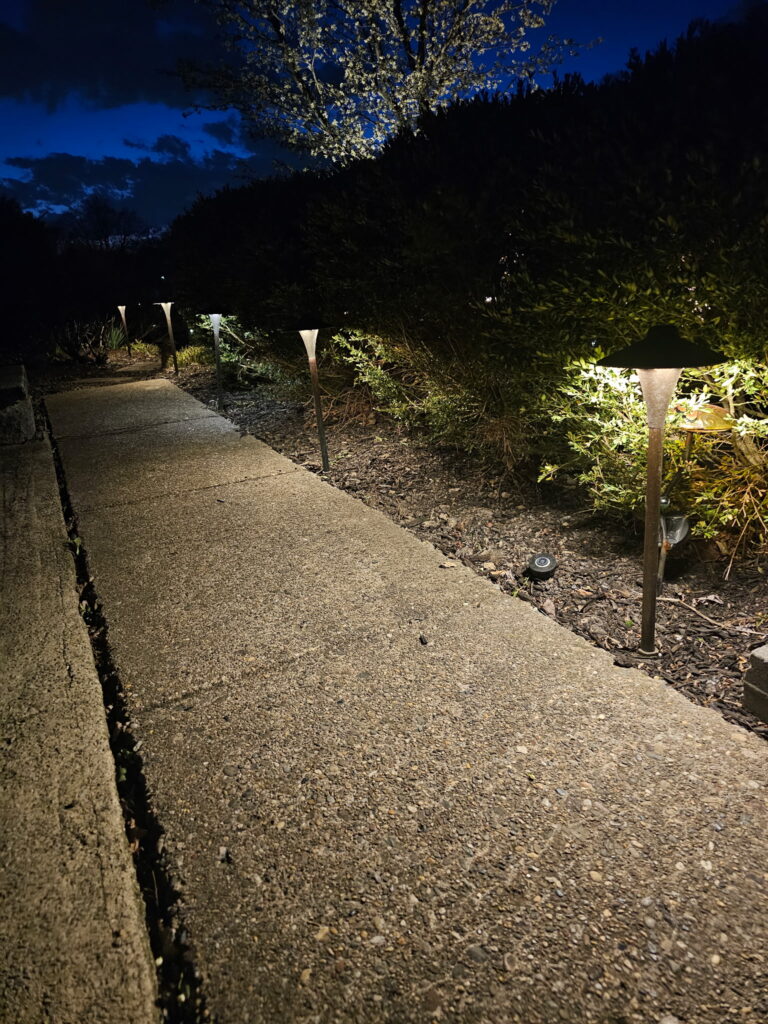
xmin=0 ymin=141 xmax=292 ymax=226
xmin=124 ymin=133 xmax=193 ymax=159
xmin=0 ymin=0 xmax=226 ymax=110
xmin=202 ymin=117 xmax=239 ymax=147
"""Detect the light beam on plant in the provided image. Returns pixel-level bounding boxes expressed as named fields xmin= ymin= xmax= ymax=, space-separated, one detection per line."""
xmin=599 ymin=325 xmax=724 ymax=655
xmin=299 ymin=328 xmax=329 ymax=472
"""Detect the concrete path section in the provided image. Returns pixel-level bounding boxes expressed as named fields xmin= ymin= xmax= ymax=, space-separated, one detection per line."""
xmin=0 ymin=439 xmax=158 ymax=1023
xmin=47 ymin=379 xmax=768 ymax=1024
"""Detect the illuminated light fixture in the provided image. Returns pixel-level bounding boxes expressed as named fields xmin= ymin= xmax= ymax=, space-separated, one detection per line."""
xmin=209 ymin=314 xmax=224 ymax=411
xmin=598 ymin=325 xmax=724 ymax=654
xmin=154 ymin=300 xmax=178 ymax=374
xmin=116 ymin=304 xmax=132 ymax=358
xmin=299 ymin=329 xmax=329 ymax=472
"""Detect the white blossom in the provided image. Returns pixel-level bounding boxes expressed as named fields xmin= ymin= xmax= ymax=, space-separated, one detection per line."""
xmin=192 ymin=0 xmax=572 ymax=163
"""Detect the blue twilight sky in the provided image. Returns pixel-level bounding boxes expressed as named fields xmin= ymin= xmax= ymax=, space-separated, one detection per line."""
xmin=0 ymin=0 xmax=749 ymax=226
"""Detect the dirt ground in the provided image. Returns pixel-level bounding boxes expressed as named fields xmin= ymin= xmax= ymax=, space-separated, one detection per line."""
xmin=37 ymin=358 xmax=767 ymax=740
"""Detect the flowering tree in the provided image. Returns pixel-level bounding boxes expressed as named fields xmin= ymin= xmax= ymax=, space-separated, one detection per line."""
xmin=189 ymin=0 xmax=572 ymax=162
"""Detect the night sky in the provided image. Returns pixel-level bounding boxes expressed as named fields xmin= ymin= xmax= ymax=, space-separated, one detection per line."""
xmin=0 ymin=0 xmax=747 ymax=227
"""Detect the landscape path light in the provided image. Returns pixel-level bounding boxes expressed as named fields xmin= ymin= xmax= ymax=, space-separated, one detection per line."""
xmin=209 ymin=313 xmax=224 ymax=411
xmin=598 ymin=324 xmax=724 ymax=655
xmin=299 ymin=328 xmax=329 ymax=471
xmin=116 ymin=304 xmax=132 ymax=358
xmin=154 ymin=301 xmax=178 ymax=374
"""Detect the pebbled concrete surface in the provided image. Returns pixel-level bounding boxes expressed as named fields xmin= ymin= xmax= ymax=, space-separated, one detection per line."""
xmin=48 ymin=376 xmax=215 ymax=439
xmin=0 ymin=440 xmax=158 ymax=1023
xmin=59 ymin=414 xmax=297 ymax=513
xmin=46 ymin=379 xmax=768 ymax=1024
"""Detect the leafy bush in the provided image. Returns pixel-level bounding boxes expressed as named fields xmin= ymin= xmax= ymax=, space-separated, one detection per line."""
xmin=127 ymin=340 xmax=159 ymax=359
xmin=51 ymin=317 xmax=115 ymax=364
xmin=176 ymin=344 xmax=215 ymax=368
xmin=540 ymin=359 xmax=768 ymax=556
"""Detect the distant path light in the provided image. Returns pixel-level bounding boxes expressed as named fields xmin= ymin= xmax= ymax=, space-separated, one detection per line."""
xmin=299 ymin=329 xmax=329 ymax=472
xmin=154 ymin=301 xmax=178 ymax=374
xmin=209 ymin=314 xmax=224 ymax=411
xmin=598 ymin=325 xmax=724 ymax=654
xmin=116 ymin=305 xmax=132 ymax=358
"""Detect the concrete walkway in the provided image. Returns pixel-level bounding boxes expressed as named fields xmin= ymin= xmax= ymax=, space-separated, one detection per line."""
xmin=45 ymin=378 xmax=768 ymax=1024
xmin=0 ymin=437 xmax=158 ymax=1023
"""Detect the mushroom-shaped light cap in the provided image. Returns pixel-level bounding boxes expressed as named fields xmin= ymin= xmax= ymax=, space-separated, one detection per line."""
xmin=598 ymin=325 xmax=725 ymax=369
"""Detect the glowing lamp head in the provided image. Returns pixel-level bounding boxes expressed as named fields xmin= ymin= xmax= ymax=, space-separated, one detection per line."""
xmin=209 ymin=313 xmax=222 ymax=335
xmin=598 ymin=325 xmax=725 ymax=429
xmin=299 ymin=329 xmax=319 ymax=361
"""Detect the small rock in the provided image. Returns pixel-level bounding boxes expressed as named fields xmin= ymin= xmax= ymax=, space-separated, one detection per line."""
xmin=423 ymin=989 xmax=442 ymax=1013
xmin=466 ymin=943 xmax=489 ymax=964
xmin=542 ymin=599 xmax=556 ymax=617
xmin=315 ymin=925 xmax=330 ymax=941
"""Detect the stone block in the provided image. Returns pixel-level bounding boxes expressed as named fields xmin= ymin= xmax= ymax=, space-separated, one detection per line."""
xmin=0 ymin=364 xmax=35 ymax=444
xmin=744 ymin=645 xmax=768 ymax=723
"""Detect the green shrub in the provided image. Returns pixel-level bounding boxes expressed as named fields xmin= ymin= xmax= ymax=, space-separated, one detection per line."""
xmin=106 ymin=324 xmax=127 ymax=350
xmin=127 ymin=340 xmax=158 ymax=359
xmin=176 ymin=344 xmax=215 ymax=368
xmin=51 ymin=317 xmax=114 ymax=364
xmin=540 ymin=359 xmax=768 ymax=556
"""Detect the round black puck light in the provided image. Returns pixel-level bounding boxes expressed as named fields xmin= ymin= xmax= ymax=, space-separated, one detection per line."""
xmin=527 ymin=554 xmax=557 ymax=579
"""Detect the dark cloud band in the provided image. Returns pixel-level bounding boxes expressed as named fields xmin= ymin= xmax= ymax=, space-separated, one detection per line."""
xmin=0 ymin=0 xmax=223 ymax=110
xmin=1 ymin=141 xmax=290 ymax=226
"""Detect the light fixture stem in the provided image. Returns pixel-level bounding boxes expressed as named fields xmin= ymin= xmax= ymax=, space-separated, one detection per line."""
xmin=640 ymin=425 xmax=664 ymax=654
xmin=308 ymin=356 xmax=329 ymax=471
xmin=210 ymin=315 xmax=223 ymax=411
xmin=157 ymin=302 xmax=178 ymax=374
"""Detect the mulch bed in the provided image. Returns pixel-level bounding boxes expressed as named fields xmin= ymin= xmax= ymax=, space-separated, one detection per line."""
xmin=169 ymin=365 xmax=768 ymax=742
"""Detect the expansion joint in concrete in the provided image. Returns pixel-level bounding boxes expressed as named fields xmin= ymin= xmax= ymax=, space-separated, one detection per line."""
xmin=86 ymin=465 xmax=300 ymax=514
xmin=55 ymin=412 xmax=220 ymax=443
xmin=41 ymin=400 xmax=210 ymax=1024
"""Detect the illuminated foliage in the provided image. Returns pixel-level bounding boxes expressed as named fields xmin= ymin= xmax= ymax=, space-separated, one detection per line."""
xmin=169 ymin=8 xmax=768 ymax=553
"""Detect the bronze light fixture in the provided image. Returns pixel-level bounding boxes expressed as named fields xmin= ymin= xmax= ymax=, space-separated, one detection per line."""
xmin=598 ymin=325 xmax=724 ymax=654
xmin=299 ymin=329 xmax=330 ymax=472
xmin=209 ymin=314 xmax=224 ymax=410
xmin=116 ymin=304 xmax=132 ymax=358
xmin=154 ymin=300 xmax=178 ymax=374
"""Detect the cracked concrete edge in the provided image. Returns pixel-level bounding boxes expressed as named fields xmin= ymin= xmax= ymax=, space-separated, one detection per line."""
xmin=0 ymin=439 xmax=159 ymax=1024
